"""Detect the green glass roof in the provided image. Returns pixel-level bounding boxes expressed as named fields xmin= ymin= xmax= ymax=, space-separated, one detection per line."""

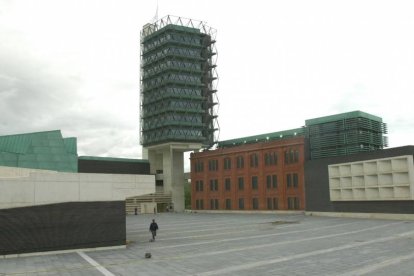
xmin=305 ymin=111 xmax=383 ymax=126
xmin=218 ymin=128 xmax=305 ymax=148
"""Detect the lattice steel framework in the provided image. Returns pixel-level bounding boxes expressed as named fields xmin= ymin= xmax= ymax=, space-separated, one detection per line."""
xmin=306 ymin=111 xmax=388 ymax=159
xmin=140 ymin=15 xmax=219 ymax=147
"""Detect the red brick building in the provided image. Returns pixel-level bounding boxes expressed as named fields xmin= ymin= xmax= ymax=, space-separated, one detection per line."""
xmin=190 ymin=130 xmax=306 ymax=211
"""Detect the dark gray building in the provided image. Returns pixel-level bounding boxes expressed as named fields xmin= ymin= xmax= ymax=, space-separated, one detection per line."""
xmin=305 ymin=146 xmax=414 ymax=214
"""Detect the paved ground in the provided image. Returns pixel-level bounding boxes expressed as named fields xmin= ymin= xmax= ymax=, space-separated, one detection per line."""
xmin=1 ymin=212 xmax=414 ymax=275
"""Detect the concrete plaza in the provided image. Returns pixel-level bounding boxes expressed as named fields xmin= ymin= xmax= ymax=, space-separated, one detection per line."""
xmin=1 ymin=212 xmax=414 ymax=275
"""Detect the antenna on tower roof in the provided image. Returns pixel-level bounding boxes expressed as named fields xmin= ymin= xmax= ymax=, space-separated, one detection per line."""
xmin=151 ymin=0 xmax=159 ymax=23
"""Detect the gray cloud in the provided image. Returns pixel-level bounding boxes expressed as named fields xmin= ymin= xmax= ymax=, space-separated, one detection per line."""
xmin=0 ymin=28 xmax=141 ymax=159
xmin=0 ymin=43 xmax=81 ymax=131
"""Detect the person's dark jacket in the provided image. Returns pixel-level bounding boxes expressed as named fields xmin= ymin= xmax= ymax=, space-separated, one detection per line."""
xmin=150 ymin=222 xmax=158 ymax=231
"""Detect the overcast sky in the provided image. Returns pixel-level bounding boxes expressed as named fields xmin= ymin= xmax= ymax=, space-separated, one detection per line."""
xmin=1 ymin=0 xmax=414 ymax=169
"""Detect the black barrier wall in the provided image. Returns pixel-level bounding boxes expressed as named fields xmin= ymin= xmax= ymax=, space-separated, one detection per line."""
xmin=78 ymin=159 xmax=150 ymax=175
xmin=305 ymin=146 xmax=414 ymax=214
xmin=0 ymin=201 xmax=125 ymax=255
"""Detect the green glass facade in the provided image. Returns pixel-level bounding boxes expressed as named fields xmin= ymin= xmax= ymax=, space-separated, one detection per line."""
xmin=140 ymin=16 xmax=218 ymax=147
xmin=305 ymin=111 xmax=388 ymax=159
xmin=0 ymin=130 xmax=77 ymax=172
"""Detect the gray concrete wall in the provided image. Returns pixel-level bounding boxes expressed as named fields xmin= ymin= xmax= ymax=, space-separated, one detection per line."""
xmin=0 ymin=166 xmax=155 ymax=209
xmin=144 ymin=142 xmax=202 ymax=212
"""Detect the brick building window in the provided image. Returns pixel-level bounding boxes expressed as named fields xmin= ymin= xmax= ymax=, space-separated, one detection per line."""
xmin=210 ymin=179 xmax=218 ymax=191
xmin=226 ymin=199 xmax=231 ymax=210
xmin=208 ymin=159 xmax=218 ymax=171
xmin=284 ymin=148 xmax=299 ymax=164
xmin=238 ymin=198 xmax=245 ymax=210
xmin=195 ymin=180 xmax=203 ymax=192
xmin=287 ymin=197 xmax=300 ymax=210
xmin=293 ymin=173 xmax=299 ymax=188
xmin=265 ymin=152 xmax=278 ymax=166
xmin=252 ymin=176 xmax=258 ymax=190
xmin=223 ymin=158 xmax=231 ymax=170
xmin=267 ymin=197 xmax=278 ymax=210
xmin=272 ymin=175 xmax=277 ymax=188
xmin=250 ymin=153 xmax=259 ymax=168
xmin=286 ymin=174 xmax=292 ymax=188
xmin=286 ymin=173 xmax=298 ymax=188
xmin=238 ymin=177 xmax=244 ymax=190
xmin=194 ymin=161 xmax=204 ymax=172
xmin=266 ymin=175 xmax=271 ymax=189
xmin=252 ymin=198 xmax=259 ymax=210
xmin=273 ymin=198 xmax=278 ymax=209
xmin=266 ymin=175 xmax=277 ymax=189
xmin=225 ymin=178 xmax=231 ymax=191
xmin=210 ymin=199 xmax=219 ymax=209
xmin=236 ymin=156 xmax=244 ymax=169
xmin=196 ymin=199 xmax=204 ymax=210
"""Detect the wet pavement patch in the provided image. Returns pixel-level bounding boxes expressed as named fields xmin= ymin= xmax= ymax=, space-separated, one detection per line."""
xmin=270 ymin=220 xmax=299 ymax=225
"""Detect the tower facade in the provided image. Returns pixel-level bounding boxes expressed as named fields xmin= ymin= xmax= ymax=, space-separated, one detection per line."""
xmin=140 ymin=16 xmax=218 ymax=211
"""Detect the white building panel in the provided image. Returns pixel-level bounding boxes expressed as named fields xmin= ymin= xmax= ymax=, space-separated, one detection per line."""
xmin=328 ymin=155 xmax=414 ymax=201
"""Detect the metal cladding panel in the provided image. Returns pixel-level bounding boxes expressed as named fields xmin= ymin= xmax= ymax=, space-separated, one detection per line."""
xmin=0 ymin=152 xmax=18 ymax=164
xmin=0 ymin=134 xmax=31 ymax=154
xmin=0 ymin=130 xmax=78 ymax=172
xmin=305 ymin=110 xmax=383 ymax=126
xmin=305 ymin=112 xmax=388 ymax=159
xmin=64 ymin=137 xmax=77 ymax=154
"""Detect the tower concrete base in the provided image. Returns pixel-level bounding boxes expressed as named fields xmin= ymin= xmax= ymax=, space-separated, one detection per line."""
xmin=143 ymin=143 xmax=202 ymax=212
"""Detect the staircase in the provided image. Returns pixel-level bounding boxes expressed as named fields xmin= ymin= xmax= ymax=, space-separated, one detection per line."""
xmin=126 ymin=187 xmax=172 ymax=214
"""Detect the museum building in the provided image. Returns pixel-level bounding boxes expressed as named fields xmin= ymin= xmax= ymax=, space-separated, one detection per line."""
xmin=190 ymin=110 xmax=409 ymax=214
xmin=191 ymin=129 xmax=306 ymax=211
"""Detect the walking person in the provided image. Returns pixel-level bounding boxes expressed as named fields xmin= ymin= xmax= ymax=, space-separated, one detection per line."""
xmin=149 ymin=219 xmax=159 ymax=241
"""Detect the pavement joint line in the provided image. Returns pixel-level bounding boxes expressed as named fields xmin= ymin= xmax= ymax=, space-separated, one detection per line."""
xmin=77 ymin=251 xmax=115 ymax=276
xmin=337 ymin=250 xmax=414 ymax=276
xmin=130 ymin=219 xmax=309 ymax=241
xmin=128 ymin=218 xmax=299 ymax=234
xmin=195 ymin=228 xmax=414 ymax=276
xmin=147 ymin=220 xmax=358 ymax=242
xmin=142 ymin=221 xmax=402 ymax=261
xmin=128 ymin=214 xmax=319 ymax=232
xmin=149 ymin=220 xmax=376 ymax=250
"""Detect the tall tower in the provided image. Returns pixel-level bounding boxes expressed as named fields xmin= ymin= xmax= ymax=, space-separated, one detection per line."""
xmin=140 ymin=16 xmax=218 ymax=211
